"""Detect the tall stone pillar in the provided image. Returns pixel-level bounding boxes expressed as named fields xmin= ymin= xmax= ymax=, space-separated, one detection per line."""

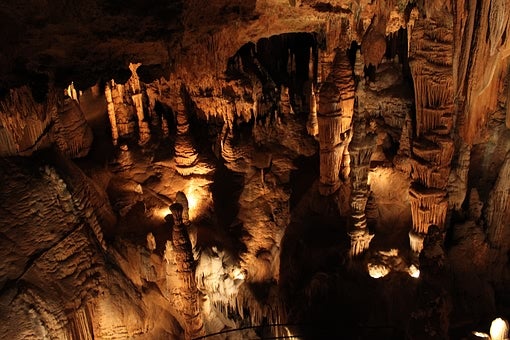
xmin=408 ymin=17 xmax=455 ymax=253
xmin=317 ymin=51 xmax=355 ymax=195
xmin=167 ymin=203 xmax=204 ymax=339
xmin=104 ymin=83 xmax=119 ymax=145
xmin=348 ymin=111 xmax=376 ymax=257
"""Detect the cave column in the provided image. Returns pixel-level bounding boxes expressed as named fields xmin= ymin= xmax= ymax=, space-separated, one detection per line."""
xmin=317 ymin=50 xmax=355 ymax=195
xmin=104 ymin=83 xmax=119 ymax=145
xmin=127 ymin=63 xmax=151 ymax=145
xmin=408 ymin=17 xmax=455 ymax=253
xmin=348 ymin=109 xmax=376 ymax=257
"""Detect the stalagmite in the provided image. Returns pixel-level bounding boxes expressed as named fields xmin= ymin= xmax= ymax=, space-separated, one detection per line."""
xmin=167 ymin=203 xmax=204 ymax=339
xmin=279 ymin=85 xmax=294 ymax=115
xmin=306 ymin=83 xmax=319 ymax=136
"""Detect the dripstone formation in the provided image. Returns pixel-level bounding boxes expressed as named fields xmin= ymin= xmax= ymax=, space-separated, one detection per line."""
xmin=0 ymin=0 xmax=509 ymax=339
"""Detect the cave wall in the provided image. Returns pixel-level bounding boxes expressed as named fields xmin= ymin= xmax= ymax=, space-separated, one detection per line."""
xmin=1 ymin=0 xmax=510 ymax=338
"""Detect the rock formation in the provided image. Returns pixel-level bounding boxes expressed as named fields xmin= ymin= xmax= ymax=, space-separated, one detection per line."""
xmin=348 ymin=109 xmax=376 ymax=257
xmin=166 ymin=203 xmax=204 ymax=339
xmin=0 ymin=0 xmax=509 ymax=339
xmin=172 ymin=87 xmax=199 ymax=176
xmin=318 ymin=49 xmax=355 ymax=195
xmin=408 ymin=11 xmax=455 ymax=253
xmin=0 ymin=87 xmax=93 ymax=158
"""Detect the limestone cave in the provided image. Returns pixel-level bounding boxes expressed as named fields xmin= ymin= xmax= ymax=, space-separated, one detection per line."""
xmin=0 ymin=0 xmax=509 ymax=339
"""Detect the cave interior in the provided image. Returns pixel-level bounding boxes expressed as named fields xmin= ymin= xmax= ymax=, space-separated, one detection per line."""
xmin=0 ymin=0 xmax=510 ymax=339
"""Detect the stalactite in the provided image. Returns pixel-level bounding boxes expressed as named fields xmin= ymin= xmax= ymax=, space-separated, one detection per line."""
xmin=447 ymin=142 xmax=471 ymax=210
xmin=409 ymin=185 xmax=448 ymax=238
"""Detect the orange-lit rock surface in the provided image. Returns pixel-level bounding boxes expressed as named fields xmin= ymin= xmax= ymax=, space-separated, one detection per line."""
xmin=1 ymin=0 xmax=510 ymax=338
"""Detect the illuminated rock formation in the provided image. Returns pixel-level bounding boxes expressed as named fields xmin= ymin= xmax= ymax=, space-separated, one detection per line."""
xmin=104 ymin=64 xmax=153 ymax=146
xmin=0 ymin=0 xmax=509 ymax=339
xmin=0 ymin=88 xmax=92 ymax=158
xmin=318 ymin=50 xmax=355 ymax=195
xmin=173 ymin=89 xmax=199 ymax=175
xmin=53 ymin=96 xmax=94 ymax=158
xmin=485 ymin=152 xmax=510 ymax=259
xmin=454 ymin=0 xmax=510 ymax=144
xmin=408 ymin=13 xmax=455 ymax=252
xmin=348 ymin=110 xmax=376 ymax=257
xmin=306 ymin=83 xmax=319 ymax=136
xmin=166 ymin=203 xmax=204 ymax=339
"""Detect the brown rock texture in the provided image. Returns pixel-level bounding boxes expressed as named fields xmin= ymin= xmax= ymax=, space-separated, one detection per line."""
xmin=0 ymin=0 xmax=510 ymax=339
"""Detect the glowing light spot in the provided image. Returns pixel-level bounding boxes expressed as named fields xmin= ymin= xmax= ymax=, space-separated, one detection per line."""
xmin=231 ymin=268 xmax=245 ymax=281
xmin=368 ymin=263 xmax=390 ymax=278
xmin=490 ymin=317 xmax=509 ymax=340
xmin=472 ymin=331 xmax=490 ymax=338
xmin=184 ymin=179 xmax=208 ymax=220
xmin=408 ymin=264 xmax=420 ymax=278
xmin=154 ymin=206 xmax=170 ymax=219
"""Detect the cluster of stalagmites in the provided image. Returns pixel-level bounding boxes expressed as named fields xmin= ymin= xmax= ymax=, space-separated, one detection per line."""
xmin=105 ymin=63 xmax=152 ymax=146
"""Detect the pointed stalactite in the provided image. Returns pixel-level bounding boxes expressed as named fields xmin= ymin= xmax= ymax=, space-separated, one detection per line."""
xmin=395 ymin=113 xmax=412 ymax=173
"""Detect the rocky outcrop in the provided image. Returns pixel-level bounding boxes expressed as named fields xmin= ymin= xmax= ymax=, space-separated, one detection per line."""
xmin=485 ymin=152 xmax=510 ymax=263
xmin=454 ymin=0 xmax=510 ymax=144
xmin=0 ymin=88 xmax=93 ymax=158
